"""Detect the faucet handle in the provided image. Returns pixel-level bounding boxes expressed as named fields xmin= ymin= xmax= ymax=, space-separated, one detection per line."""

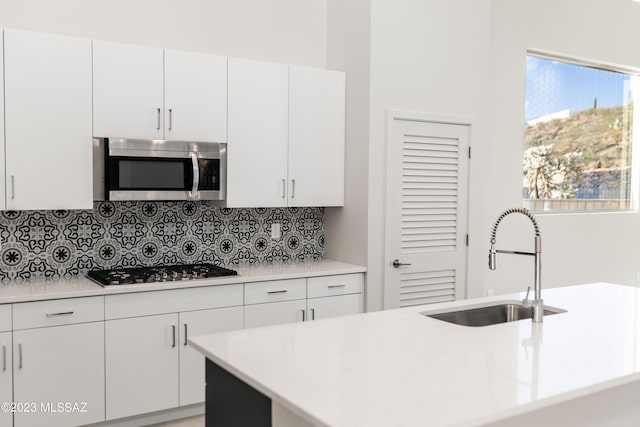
xmin=522 ymin=286 xmax=532 ymax=307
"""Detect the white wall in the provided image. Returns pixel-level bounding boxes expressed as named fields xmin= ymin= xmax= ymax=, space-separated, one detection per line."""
xmin=484 ymin=0 xmax=640 ymax=296
xmin=365 ymin=0 xmax=493 ymax=309
xmin=360 ymin=0 xmax=640 ymax=307
xmin=324 ymin=0 xmax=370 ymax=275
xmin=0 ymin=0 xmax=327 ymax=67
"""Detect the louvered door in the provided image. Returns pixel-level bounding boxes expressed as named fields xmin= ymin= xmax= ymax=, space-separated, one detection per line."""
xmin=384 ymin=118 xmax=469 ymax=308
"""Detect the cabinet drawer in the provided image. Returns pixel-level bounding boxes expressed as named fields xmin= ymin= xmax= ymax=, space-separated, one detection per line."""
xmin=105 ymin=284 xmax=243 ymax=320
xmin=307 ymin=274 xmax=364 ymax=298
xmin=0 ymin=305 xmax=11 ymax=332
xmin=244 ymin=279 xmax=306 ymax=305
xmin=12 ymin=296 xmax=104 ymax=330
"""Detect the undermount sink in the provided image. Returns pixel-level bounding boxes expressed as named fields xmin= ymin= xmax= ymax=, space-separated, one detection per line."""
xmin=421 ymin=301 xmax=566 ymax=327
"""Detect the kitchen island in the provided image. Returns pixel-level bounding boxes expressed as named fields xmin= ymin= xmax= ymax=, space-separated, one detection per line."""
xmin=189 ymin=283 xmax=640 ymax=426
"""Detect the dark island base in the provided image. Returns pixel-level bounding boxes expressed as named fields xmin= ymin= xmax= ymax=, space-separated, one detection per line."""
xmin=206 ymin=359 xmax=272 ymax=427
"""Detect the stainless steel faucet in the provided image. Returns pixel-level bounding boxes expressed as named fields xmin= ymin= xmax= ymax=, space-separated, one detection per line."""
xmin=488 ymin=207 xmax=543 ymax=322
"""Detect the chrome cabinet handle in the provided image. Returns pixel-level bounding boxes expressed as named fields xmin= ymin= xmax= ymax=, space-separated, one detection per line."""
xmin=291 ymin=179 xmax=296 ymax=199
xmin=18 ymin=343 xmax=22 ymax=369
xmin=168 ymin=108 xmax=173 ymax=131
xmin=11 ymin=175 xmax=15 ymax=200
xmin=171 ymin=325 xmax=176 ymax=348
xmin=156 ymin=108 xmax=161 ymax=130
xmin=46 ymin=311 xmax=74 ymax=317
xmin=189 ymin=153 xmax=199 ymax=199
xmin=392 ymin=259 xmax=411 ymax=268
xmin=328 ymin=284 xmax=346 ymax=289
xmin=183 ymin=324 xmax=188 ymax=346
xmin=282 ymin=179 xmax=286 ymax=199
xmin=267 ymin=289 xmax=288 ymax=294
xmin=311 ymin=308 xmax=315 ymax=320
xmin=301 ymin=309 xmax=306 ymax=321
xmin=2 ymin=345 xmax=5 ymax=372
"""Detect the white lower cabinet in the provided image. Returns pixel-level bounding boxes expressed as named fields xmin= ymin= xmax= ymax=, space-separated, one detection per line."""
xmin=178 ymin=306 xmax=244 ymax=406
xmin=104 ymin=285 xmax=245 ymax=419
xmin=0 ymin=331 xmax=12 ymax=427
xmin=307 ymin=293 xmax=364 ymax=320
xmin=12 ymin=322 xmax=105 ymax=427
xmin=244 ymin=299 xmax=307 ymax=329
xmin=105 ymin=314 xmax=179 ymax=420
xmin=0 ymin=272 xmax=363 ymax=424
xmin=244 ymin=274 xmax=365 ymax=328
xmin=105 ymin=308 xmax=245 ymax=418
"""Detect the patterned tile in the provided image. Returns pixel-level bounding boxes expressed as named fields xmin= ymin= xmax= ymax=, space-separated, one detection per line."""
xmin=0 ymin=202 xmax=324 ymax=280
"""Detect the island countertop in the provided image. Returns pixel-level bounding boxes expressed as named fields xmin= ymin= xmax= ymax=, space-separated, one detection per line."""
xmin=189 ymin=282 xmax=640 ymax=427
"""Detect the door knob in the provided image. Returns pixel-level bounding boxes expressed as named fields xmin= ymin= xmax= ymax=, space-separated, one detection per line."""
xmin=392 ymin=259 xmax=411 ymax=268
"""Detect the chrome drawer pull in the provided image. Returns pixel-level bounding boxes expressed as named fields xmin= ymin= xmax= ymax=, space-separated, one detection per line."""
xmin=328 ymin=284 xmax=346 ymax=289
xmin=2 ymin=345 xmax=5 ymax=372
xmin=267 ymin=290 xmax=288 ymax=294
xmin=184 ymin=324 xmax=188 ymax=346
xmin=172 ymin=325 xmax=176 ymax=348
xmin=46 ymin=311 xmax=74 ymax=317
xmin=18 ymin=344 xmax=22 ymax=369
xmin=301 ymin=309 xmax=306 ymax=321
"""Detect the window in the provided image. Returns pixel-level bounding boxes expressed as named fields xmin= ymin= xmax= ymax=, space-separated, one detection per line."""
xmin=522 ymin=53 xmax=639 ymax=212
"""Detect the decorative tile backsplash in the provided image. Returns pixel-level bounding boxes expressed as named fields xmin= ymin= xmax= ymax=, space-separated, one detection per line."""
xmin=0 ymin=202 xmax=324 ymax=280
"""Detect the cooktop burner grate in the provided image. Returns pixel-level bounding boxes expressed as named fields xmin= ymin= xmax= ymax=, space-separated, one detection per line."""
xmin=87 ymin=263 xmax=238 ymax=286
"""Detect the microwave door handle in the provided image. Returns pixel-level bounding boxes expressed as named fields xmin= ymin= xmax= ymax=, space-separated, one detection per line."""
xmin=190 ymin=153 xmax=199 ymax=199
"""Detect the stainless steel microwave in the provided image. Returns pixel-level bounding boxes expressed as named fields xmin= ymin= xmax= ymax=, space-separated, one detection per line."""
xmin=93 ymin=138 xmax=226 ymax=201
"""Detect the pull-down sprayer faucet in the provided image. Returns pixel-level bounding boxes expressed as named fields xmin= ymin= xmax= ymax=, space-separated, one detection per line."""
xmin=489 ymin=207 xmax=543 ymax=322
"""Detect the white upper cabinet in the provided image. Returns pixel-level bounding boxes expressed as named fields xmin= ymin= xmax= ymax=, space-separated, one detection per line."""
xmin=288 ymin=66 xmax=345 ymax=207
xmin=0 ymin=31 xmax=5 ymax=211
xmin=225 ymin=59 xmax=346 ymax=208
xmin=93 ymin=40 xmax=164 ymax=139
xmin=164 ymin=49 xmax=227 ymax=142
xmin=93 ymin=42 xmax=227 ymax=142
xmin=227 ymin=57 xmax=289 ymax=207
xmin=4 ymin=29 xmax=93 ymax=211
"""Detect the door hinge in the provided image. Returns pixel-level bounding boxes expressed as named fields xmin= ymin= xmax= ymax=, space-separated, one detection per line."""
xmin=468 ymin=146 xmax=471 ymax=159
xmin=465 ymin=234 xmax=469 ymax=246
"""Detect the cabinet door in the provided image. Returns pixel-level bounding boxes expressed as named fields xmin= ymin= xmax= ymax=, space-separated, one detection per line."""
xmin=244 ymin=299 xmax=307 ymax=329
xmin=288 ymin=66 xmax=345 ymax=207
xmin=93 ymin=40 xmax=164 ymax=139
xmin=164 ymin=49 xmax=227 ymax=142
xmin=12 ymin=323 xmax=105 ymax=427
xmin=0 ymin=332 xmax=11 ymax=427
xmin=307 ymin=294 xmax=363 ymax=321
xmin=178 ymin=306 xmax=243 ymax=406
xmin=227 ymin=58 xmax=289 ymax=207
xmin=105 ymin=314 xmax=178 ymax=420
xmin=4 ymin=29 xmax=92 ymax=210
xmin=0 ymin=31 xmax=5 ymax=211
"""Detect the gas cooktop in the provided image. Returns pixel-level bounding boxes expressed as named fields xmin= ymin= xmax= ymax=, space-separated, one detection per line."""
xmin=87 ymin=263 xmax=238 ymax=287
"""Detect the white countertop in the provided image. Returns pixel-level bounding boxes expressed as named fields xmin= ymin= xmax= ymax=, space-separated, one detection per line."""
xmin=189 ymin=283 xmax=640 ymax=427
xmin=0 ymin=260 xmax=365 ymax=304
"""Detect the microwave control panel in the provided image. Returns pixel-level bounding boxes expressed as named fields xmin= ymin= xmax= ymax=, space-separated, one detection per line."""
xmin=199 ymin=159 xmax=220 ymax=191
